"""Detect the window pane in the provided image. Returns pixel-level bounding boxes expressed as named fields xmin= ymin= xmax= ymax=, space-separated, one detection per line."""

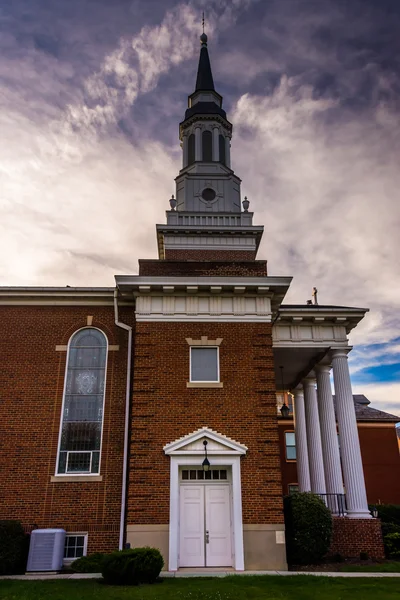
xmin=67 ymin=452 xmax=91 ymax=473
xmin=220 ymin=470 xmax=227 ymax=480
xmin=191 ymin=348 xmax=218 ymax=381
xmin=286 ymin=446 xmax=297 ymax=460
xmin=197 ymin=470 xmax=204 ymax=480
xmin=58 ymin=328 xmax=107 ymax=475
xmin=212 ymin=470 xmax=219 ymax=480
xmin=285 ymin=432 xmax=295 ymax=446
xmin=182 ymin=470 xmax=189 ymax=480
xmin=189 ymin=470 xmax=197 ymax=480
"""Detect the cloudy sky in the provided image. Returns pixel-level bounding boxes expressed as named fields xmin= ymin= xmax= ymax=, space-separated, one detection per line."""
xmin=1 ymin=0 xmax=399 ymax=415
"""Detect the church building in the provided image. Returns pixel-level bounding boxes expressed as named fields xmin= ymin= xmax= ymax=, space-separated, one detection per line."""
xmin=1 ymin=32 xmax=395 ymax=571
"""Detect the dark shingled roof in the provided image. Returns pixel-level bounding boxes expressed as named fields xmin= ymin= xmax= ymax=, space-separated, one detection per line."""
xmin=332 ymin=394 xmax=400 ymax=422
xmin=184 ymin=101 xmax=227 ymax=121
xmin=195 ymin=45 xmax=215 ymax=91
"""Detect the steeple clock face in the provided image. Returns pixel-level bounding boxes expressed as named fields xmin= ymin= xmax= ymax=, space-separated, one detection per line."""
xmin=198 ymin=183 xmax=221 ymax=208
xmin=202 ymin=188 xmax=216 ymax=202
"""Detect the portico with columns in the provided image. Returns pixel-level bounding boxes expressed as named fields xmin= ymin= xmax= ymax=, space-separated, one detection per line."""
xmin=274 ymin=308 xmax=372 ymax=519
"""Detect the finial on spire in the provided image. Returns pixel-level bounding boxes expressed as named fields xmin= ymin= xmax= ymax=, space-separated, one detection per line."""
xmin=200 ymin=12 xmax=207 ymax=45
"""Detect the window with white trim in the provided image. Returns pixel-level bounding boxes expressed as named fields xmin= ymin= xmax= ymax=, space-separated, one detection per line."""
xmin=190 ymin=347 xmax=219 ymax=382
xmin=56 ymin=328 xmax=107 ymax=475
xmin=64 ymin=533 xmax=88 ymax=561
xmin=285 ymin=432 xmax=296 ymax=460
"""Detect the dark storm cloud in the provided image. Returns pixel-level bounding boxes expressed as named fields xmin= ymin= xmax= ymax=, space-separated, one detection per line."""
xmin=0 ymin=0 xmax=399 ymax=409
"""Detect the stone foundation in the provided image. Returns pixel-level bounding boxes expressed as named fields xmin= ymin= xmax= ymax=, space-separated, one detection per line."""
xmin=330 ymin=517 xmax=385 ymax=559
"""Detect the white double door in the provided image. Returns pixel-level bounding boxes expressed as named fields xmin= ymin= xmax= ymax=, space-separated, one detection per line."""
xmin=179 ymin=484 xmax=232 ymax=567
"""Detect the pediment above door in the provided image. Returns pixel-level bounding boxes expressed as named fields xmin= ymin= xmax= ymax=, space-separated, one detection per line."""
xmin=163 ymin=427 xmax=247 ymax=456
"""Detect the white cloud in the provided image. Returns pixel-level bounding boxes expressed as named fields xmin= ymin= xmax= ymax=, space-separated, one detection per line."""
xmin=352 ymin=382 xmax=400 ymax=418
xmin=231 ymin=76 xmax=400 ymax=353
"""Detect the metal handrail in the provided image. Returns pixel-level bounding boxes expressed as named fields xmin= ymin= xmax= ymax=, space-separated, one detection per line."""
xmin=316 ymin=493 xmax=347 ymax=517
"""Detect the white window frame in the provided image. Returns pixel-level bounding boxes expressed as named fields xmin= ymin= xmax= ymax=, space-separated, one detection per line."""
xmin=55 ymin=326 xmax=108 ymax=477
xmin=285 ymin=431 xmax=296 ymax=461
xmin=63 ymin=532 xmax=88 ymax=564
xmin=189 ymin=346 xmax=219 ymax=383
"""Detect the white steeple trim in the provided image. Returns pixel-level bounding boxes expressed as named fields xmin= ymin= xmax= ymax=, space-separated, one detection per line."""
xmin=163 ymin=426 xmax=248 ymax=455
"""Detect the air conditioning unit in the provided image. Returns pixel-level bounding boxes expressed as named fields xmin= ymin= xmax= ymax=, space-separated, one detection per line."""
xmin=27 ymin=529 xmax=66 ymax=572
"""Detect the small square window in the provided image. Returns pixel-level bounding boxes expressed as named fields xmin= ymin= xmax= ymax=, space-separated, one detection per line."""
xmin=190 ymin=347 xmax=219 ymax=382
xmin=288 ymin=484 xmax=299 ymax=495
xmin=64 ymin=534 xmax=88 ymax=562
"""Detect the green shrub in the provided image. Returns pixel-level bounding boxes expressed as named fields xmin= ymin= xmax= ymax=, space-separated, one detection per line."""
xmin=359 ymin=551 xmax=369 ymax=561
xmin=0 ymin=521 xmax=29 ymax=575
xmin=370 ymin=504 xmax=400 ymax=526
xmin=284 ymin=492 xmax=333 ymax=565
xmin=381 ymin=522 xmax=400 ymax=538
xmin=101 ymin=547 xmax=164 ymax=586
xmin=71 ymin=553 xmax=105 ymax=573
xmin=384 ymin=533 xmax=400 ymax=558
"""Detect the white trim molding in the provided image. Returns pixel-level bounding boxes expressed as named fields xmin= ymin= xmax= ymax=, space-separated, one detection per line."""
xmin=186 ymin=337 xmax=223 ymax=346
xmin=164 ymin=427 xmax=247 ymax=571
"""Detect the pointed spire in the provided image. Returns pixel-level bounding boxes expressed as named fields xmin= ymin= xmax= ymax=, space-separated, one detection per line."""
xmin=195 ymin=32 xmax=215 ymax=91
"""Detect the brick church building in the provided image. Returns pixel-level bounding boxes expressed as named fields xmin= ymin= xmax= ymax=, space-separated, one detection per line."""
xmin=1 ymin=33 xmax=399 ymax=571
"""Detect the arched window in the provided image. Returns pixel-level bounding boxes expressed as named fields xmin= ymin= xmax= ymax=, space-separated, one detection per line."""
xmin=56 ymin=328 xmax=108 ymax=475
xmin=202 ymin=130 xmax=212 ymax=162
xmin=219 ymin=134 xmax=226 ymax=165
xmin=188 ymin=133 xmax=195 ymax=165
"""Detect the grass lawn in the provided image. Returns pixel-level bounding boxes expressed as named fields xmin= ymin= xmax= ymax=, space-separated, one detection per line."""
xmin=0 ymin=576 xmax=400 ymax=600
xmin=339 ymin=561 xmax=400 ymax=573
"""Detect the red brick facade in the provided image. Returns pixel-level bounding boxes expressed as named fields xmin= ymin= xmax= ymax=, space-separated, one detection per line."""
xmin=0 ymin=304 xmax=133 ymax=553
xmin=139 ymin=259 xmax=268 ymax=277
xmin=127 ymin=321 xmax=283 ymax=525
xmin=358 ymin=425 xmax=400 ymax=504
xmin=164 ymin=249 xmax=257 ymax=261
xmin=330 ymin=518 xmax=385 ymax=560
xmin=278 ymin=422 xmax=400 ymax=504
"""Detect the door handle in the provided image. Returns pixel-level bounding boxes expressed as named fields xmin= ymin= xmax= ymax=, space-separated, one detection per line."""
xmin=205 ymin=530 xmax=209 ymax=544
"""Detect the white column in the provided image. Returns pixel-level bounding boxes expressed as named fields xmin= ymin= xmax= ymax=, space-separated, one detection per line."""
xmin=225 ymin=136 xmax=231 ymax=168
xmin=212 ymin=127 xmax=219 ymax=161
xmin=195 ymin=126 xmax=201 ymax=161
xmin=315 ymin=365 xmax=344 ymax=513
xmin=293 ymin=387 xmax=311 ymax=492
xmin=182 ymin=134 xmax=188 ymax=168
xmin=331 ymin=349 xmax=371 ymax=518
xmin=303 ymin=378 xmax=326 ymax=494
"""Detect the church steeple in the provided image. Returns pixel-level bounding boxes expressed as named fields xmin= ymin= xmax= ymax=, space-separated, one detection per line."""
xmin=195 ymin=34 xmax=215 ymax=91
xmin=155 ymin=31 xmax=264 ymax=261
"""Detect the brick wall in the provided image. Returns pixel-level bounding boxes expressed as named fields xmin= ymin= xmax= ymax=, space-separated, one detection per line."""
xmin=128 ymin=321 xmax=283 ymax=526
xmin=164 ymin=249 xmax=257 ymax=261
xmin=358 ymin=426 xmax=400 ymax=504
xmin=330 ymin=518 xmax=385 ymax=559
xmin=139 ymin=259 xmax=268 ymax=277
xmin=0 ymin=304 xmax=134 ymax=553
xmin=278 ymin=421 xmax=400 ymax=505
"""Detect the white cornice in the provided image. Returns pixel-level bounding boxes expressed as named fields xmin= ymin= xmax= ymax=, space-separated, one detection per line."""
xmin=115 ymin=275 xmax=292 ymax=290
xmin=0 ymin=287 xmax=132 ymax=306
